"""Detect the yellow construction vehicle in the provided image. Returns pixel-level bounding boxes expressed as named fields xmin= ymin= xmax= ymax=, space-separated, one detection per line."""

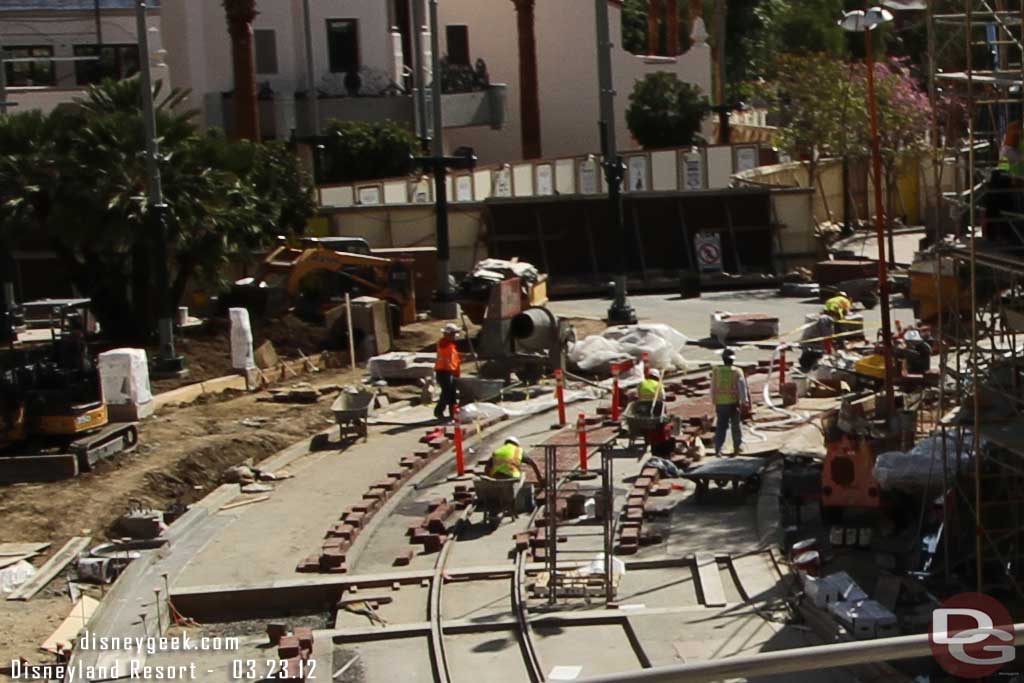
xmin=0 ymin=299 xmax=138 ymax=480
xmin=231 ymin=237 xmax=417 ymax=331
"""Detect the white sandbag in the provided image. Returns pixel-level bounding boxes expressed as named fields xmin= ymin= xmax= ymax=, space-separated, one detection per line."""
xmin=98 ymin=348 xmax=152 ymax=405
xmin=229 ymin=307 xmax=255 ymax=371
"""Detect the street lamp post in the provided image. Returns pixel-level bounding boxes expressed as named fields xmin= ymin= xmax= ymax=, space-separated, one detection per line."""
xmin=595 ymin=0 xmax=636 ymax=325
xmin=839 ymin=5 xmax=896 ymax=416
xmin=136 ymin=0 xmax=185 ymax=376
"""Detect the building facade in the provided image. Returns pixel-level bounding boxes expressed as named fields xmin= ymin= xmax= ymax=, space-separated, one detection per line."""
xmin=0 ymin=0 xmax=165 ymax=114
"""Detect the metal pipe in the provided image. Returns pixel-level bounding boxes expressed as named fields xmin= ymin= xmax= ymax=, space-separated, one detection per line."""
xmin=428 ymin=0 xmax=452 ymax=304
xmin=302 ymin=0 xmax=319 ymax=135
xmin=575 ymin=623 xmax=1024 ymax=683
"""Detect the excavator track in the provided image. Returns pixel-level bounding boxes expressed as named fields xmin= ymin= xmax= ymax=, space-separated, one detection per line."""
xmin=70 ymin=422 xmax=139 ymax=471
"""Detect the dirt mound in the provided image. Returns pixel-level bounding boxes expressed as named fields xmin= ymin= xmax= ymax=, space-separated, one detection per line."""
xmin=142 ymin=431 xmax=293 ymax=505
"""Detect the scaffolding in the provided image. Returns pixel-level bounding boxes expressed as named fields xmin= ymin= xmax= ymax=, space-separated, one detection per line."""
xmin=926 ymin=0 xmax=1024 ymax=597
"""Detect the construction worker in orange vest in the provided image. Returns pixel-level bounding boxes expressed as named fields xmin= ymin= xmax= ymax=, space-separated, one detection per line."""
xmin=711 ymin=348 xmax=750 ymax=457
xmin=434 ymin=323 xmax=462 ymax=421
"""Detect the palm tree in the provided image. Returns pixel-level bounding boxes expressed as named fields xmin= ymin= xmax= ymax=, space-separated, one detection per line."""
xmin=223 ymin=0 xmax=261 ymax=140
xmin=511 ymin=0 xmax=541 ymax=159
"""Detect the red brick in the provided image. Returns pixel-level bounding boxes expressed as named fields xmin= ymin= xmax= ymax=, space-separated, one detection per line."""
xmin=621 ymin=526 xmax=640 ymax=543
xmin=650 ymin=484 xmax=670 ymax=497
xmin=294 ymin=627 xmax=314 ymax=651
xmin=363 ymin=490 xmax=387 ymax=503
xmin=423 ymin=534 xmax=447 ymax=553
xmin=321 ymin=539 xmax=348 ymax=554
xmin=640 ymin=530 xmax=664 ymax=545
xmin=425 ymin=515 xmax=448 ymax=534
xmin=627 ymin=495 xmax=646 ymax=508
xmin=634 ymin=477 xmax=653 ymax=489
xmin=345 ymin=511 xmax=366 ymax=529
xmin=411 ymin=527 xmax=431 ymax=544
xmin=426 ymin=498 xmax=448 ymax=512
xmin=352 ymin=502 xmax=373 ymax=513
xmin=319 ymin=548 xmax=346 ymax=569
xmin=624 ymin=507 xmax=644 ymax=522
xmin=414 ymin=450 xmax=432 ymax=459
xmin=324 ymin=563 xmax=348 ymax=574
xmin=533 ymin=546 xmax=547 ymax=562
xmin=617 ymin=543 xmax=639 ymax=555
xmin=393 ymin=549 xmax=415 ymax=566
xmin=454 ymin=501 xmax=468 ymax=510
xmin=530 ymin=528 xmax=547 ymax=548
xmin=640 ymin=467 xmax=660 ymax=480
xmin=513 ymin=532 xmax=530 ymax=551
xmin=266 ymin=622 xmax=288 ymax=645
xmin=407 ymin=521 xmax=424 ymax=536
xmin=295 ymin=556 xmax=320 ymax=573
xmin=277 ymin=636 xmax=300 ymax=659
xmin=327 ymin=524 xmax=355 ymax=540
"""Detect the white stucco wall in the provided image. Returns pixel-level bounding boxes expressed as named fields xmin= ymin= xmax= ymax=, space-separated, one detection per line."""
xmin=163 ymin=0 xmax=410 ymax=128
xmin=0 ymin=8 xmax=167 ymax=113
xmin=438 ymin=0 xmax=712 ymax=164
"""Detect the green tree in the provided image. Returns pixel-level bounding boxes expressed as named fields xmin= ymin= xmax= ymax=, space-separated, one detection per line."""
xmin=320 ymin=119 xmax=418 ymax=183
xmin=626 ymin=72 xmax=707 ymax=149
xmin=0 ymin=77 xmax=315 ymax=340
xmin=766 ymin=53 xmax=860 ymax=191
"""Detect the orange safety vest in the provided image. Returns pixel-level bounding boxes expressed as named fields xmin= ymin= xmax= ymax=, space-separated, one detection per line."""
xmin=435 ymin=338 xmax=461 ymax=376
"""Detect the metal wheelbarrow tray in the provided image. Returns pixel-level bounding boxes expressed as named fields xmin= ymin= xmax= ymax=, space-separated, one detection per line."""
xmin=331 ymin=391 xmax=375 ymax=442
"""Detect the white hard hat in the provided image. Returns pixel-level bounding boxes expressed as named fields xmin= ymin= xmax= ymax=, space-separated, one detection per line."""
xmin=904 ymin=329 xmax=922 ymax=342
xmin=505 ymin=436 xmax=521 ymax=446
xmin=649 ymin=368 xmax=662 ymax=379
xmin=441 ymin=323 xmax=460 ymax=335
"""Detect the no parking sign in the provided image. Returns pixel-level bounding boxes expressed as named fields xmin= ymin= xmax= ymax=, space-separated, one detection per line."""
xmin=695 ymin=232 xmax=723 ymax=272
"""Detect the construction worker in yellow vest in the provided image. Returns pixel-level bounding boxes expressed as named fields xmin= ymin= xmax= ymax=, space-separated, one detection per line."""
xmin=711 ymin=348 xmax=750 ymax=457
xmin=487 ymin=436 xmax=525 ymax=479
xmin=998 ymin=121 xmax=1024 ymax=177
xmin=637 ymin=368 xmax=665 ymax=402
xmin=824 ymin=291 xmax=853 ymax=320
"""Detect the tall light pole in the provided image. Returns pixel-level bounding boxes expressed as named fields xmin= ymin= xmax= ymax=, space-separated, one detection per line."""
xmin=595 ymin=0 xmax=636 ymax=325
xmin=136 ymin=0 xmax=184 ymax=375
xmin=839 ymin=5 xmax=895 ymax=415
xmin=302 ymin=0 xmax=319 ymax=136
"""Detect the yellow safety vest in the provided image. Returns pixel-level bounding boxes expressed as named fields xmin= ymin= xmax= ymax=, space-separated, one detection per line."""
xmin=999 ymin=142 xmax=1024 ymax=177
xmin=713 ymin=365 xmax=742 ymax=406
xmin=637 ymin=378 xmax=664 ymax=401
xmin=825 ymin=296 xmax=851 ymax=319
xmin=491 ymin=444 xmax=523 ymax=479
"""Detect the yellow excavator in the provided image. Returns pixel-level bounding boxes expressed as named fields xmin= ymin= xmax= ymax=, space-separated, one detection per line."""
xmin=0 ymin=298 xmax=138 ymax=479
xmin=230 ymin=237 xmax=417 ymax=332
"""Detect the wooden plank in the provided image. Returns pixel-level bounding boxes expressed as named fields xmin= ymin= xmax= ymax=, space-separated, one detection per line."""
xmin=695 ymin=552 xmax=727 ymax=608
xmin=40 ymin=595 xmax=99 ymax=653
xmin=0 ymin=554 xmax=34 ymax=570
xmin=7 ymin=536 xmax=91 ymax=601
xmin=219 ymin=495 xmax=270 ymax=511
xmin=0 ymin=542 xmax=49 ymax=557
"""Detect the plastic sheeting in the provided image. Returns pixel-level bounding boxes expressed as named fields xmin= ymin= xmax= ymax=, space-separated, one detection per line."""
xmin=460 ymin=387 xmax=601 ymax=422
xmin=568 ymin=324 xmax=689 ymax=375
xmin=471 ymin=258 xmax=540 ymax=285
xmin=874 ymin=434 xmax=973 ymax=494
xmin=0 ymin=561 xmax=36 ymax=594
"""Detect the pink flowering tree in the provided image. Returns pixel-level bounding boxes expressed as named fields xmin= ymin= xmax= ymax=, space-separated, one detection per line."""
xmin=853 ymin=58 xmax=934 ymax=226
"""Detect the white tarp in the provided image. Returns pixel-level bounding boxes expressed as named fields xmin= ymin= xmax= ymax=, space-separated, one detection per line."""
xmin=229 ymin=307 xmax=255 ymax=371
xmin=568 ymin=324 xmax=689 ymax=375
xmin=98 ymin=348 xmax=152 ymax=405
xmin=0 ymin=561 xmax=36 ymax=594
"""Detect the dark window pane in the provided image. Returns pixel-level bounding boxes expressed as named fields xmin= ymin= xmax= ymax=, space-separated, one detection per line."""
xmin=326 ymin=19 xmax=359 ymax=73
xmin=254 ymin=29 xmax=278 ymax=74
xmin=446 ymin=25 xmax=469 ymax=66
xmin=6 ymin=45 xmax=54 ymax=86
xmin=74 ymin=44 xmax=140 ymax=85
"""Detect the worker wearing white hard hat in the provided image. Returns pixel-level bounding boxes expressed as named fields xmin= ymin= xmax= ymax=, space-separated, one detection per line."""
xmin=433 ymin=323 xmax=463 ymax=420
xmin=895 ymin=328 xmax=932 ymax=374
xmin=637 ymin=367 xmax=665 ymax=402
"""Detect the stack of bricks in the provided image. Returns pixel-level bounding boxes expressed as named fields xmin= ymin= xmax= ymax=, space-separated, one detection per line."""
xmin=297 ymin=425 xmax=455 ymax=574
xmin=265 ymin=624 xmax=315 ymax=682
xmin=452 ymin=484 xmax=475 ymax=510
xmin=400 ymin=498 xmax=454 ymax=563
xmin=617 ymin=465 xmax=664 ymax=555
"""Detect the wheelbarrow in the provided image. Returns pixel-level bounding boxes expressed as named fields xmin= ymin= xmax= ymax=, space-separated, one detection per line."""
xmin=622 ymin=399 xmax=672 ymax=450
xmin=331 ymin=391 xmax=375 ymax=442
xmin=473 ymin=475 xmax=534 ymax=529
